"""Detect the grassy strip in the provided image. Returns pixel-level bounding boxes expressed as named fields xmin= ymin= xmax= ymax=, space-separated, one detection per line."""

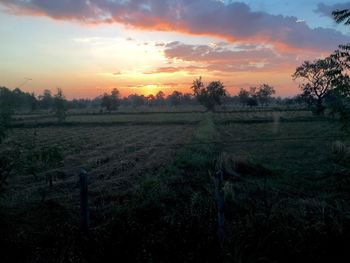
xmin=12 ymin=111 xmax=206 ymax=121
xmin=10 ymin=121 xmax=200 ymax=128
xmin=12 ymin=108 xmax=309 ymax=118
xmin=216 ymin=116 xmax=330 ymax=125
xmin=215 ymin=108 xmax=310 ymax=113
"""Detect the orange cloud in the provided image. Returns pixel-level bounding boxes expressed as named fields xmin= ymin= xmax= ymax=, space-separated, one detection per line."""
xmin=1 ymin=0 xmax=348 ymax=53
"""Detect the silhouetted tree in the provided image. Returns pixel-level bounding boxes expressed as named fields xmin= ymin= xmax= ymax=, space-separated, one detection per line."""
xmin=191 ymin=77 xmax=226 ymax=111
xmin=247 ymin=97 xmax=258 ymax=107
xmin=39 ymin=89 xmax=53 ymax=110
xmin=238 ymin=86 xmax=273 ymax=107
xmin=329 ymin=8 xmax=350 ymax=129
xmin=101 ymin=93 xmax=112 ymax=111
xmin=29 ymin=92 xmax=38 ymax=111
xmin=145 ymin=94 xmax=156 ymax=106
xmin=168 ymin=91 xmax=183 ymax=106
xmin=256 ymin=84 xmax=276 ymax=106
xmin=333 ymin=8 xmax=350 ymax=25
xmin=293 ymin=57 xmax=344 ymax=115
xmin=182 ymin=93 xmax=195 ymax=105
xmin=155 ymin=91 xmax=166 ymax=106
xmin=111 ymin=88 xmax=121 ymax=109
xmin=53 ymin=89 xmax=67 ymax=123
xmin=128 ymin=94 xmax=146 ymax=108
xmin=249 ymin=87 xmax=259 ymax=106
xmin=101 ymin=88 xmax=121 ymax=111
xmin=11 ymin=88 xmax=37 ymax=111
xmin=238 ymin=88 xmax=250 ymax=105
xmin=68 ymin=99 xmax=90 ymax=109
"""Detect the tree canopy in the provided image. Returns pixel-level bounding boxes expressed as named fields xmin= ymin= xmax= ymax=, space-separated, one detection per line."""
xmin=333 ymin=9 xmax=350 ymax=25
xmin=53 ymin=89 xmax=67 ymax=123
xmin=191 ymin=77 xmax=226 ymax=111
xmin=101 ymin=88 xmax=121 ymax=111
xmin=238 ymin=85 xmax=275 ymax=107
xmin=292 ymin=57 xmax=347 ymax=114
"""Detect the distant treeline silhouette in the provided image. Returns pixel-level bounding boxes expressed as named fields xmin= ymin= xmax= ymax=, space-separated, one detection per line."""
xmin=0 ymin=86 xmax=303 ymax=113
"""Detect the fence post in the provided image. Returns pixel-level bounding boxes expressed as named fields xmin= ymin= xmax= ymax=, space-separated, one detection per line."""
xmin=214 ymin=170 xmax=225 ymax=246
xmin=79 ymin=169 xmax=89 ymax=232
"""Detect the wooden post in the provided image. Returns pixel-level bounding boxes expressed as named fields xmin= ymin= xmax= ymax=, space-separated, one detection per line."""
xmin=214 ymin=170 xmax=225 ymax=246
xmin=79 ymin=169 xmax=89 ymax=232
xmin=48 ymin=174 xmax=53 ymax=187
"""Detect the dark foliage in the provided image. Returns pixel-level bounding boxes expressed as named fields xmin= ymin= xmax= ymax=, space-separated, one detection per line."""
xmin=191 ymin=77 xmax=226 ymax=111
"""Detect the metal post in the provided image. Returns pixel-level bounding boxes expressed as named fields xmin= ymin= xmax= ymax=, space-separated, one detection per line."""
xmin=79 ymin=169 xmax=89 ymax=232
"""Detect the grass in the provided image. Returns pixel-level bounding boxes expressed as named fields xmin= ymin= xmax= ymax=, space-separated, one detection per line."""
xmin=12 ymin=112 xmax=204 ymax=126
xmin=218 ymin=121 xmax=341 ymax=177
xmin=1 ymin=109 xmax=350 ymax=262
xmin=215 ymin=120 xmax=350 ymax=262
xmin=99 ymin=113 xmax=223 ymax=261
xmin=2 ymin=125 xmax=196 ymax=208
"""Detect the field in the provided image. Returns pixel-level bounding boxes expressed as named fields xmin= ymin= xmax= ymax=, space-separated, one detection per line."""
xmin=1 ymin=108 xmax=350 ymax=262
xmin=5 ymin=125 xmax=195 ymax=208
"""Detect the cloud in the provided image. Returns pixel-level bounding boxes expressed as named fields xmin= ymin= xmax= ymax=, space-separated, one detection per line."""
xmin=315 ymin=2 xmax=350 ymax=18
xmin=144 ymin=65 xmax=206 ymax=74
xmin=1 ymin=0 xmax=349 ymax=52
xmin=164 ymin=42 xmax=277 ymax=63
xmin=162 ymin=41 xmax=301 ymax=73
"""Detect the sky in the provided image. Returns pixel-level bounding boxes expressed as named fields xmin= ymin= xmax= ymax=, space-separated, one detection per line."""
xmin=1 ymin=0 xmax=350 ymax=99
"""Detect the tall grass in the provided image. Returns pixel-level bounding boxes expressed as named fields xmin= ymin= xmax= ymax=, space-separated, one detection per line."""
xmin=97 ymin=113 xmax=223 ymax=262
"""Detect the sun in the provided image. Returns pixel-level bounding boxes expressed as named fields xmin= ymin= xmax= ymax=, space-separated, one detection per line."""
xmin=142 ymin=84 xmax=163 ymax=96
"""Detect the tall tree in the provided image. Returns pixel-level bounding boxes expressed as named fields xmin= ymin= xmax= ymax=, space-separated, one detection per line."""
xmin=191 ymin=77 xmax=226 ymax=111
xmin=155 ymin=90 xmax=165 ymax=106
xmin=39 ymin=89 xmax=53 ymax=110
xmin=256 ymin=84 xmax=276 ymax=106
xmin=331 ymin=7 xmax=350 ymax=129
xmin=101 ymin=88 xmax=121 ymax=111
xmin=292 ymin=57 xmax=344 ymax=115
xmin=333 ymin=9 xmax=350 ymax=25
xmin=238 ymin=88 xmax=250 ymax=106
xmin=168 ymin=91 xmax=183 ymax=106
xmin=53 ymin=89 xmax=67 ymax=123
xmin=110 ymin=88 xmax=121 ymax=110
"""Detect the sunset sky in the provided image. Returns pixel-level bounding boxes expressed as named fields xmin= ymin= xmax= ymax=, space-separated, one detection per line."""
xmin=1 ymin=0 xmax=350 ymax=99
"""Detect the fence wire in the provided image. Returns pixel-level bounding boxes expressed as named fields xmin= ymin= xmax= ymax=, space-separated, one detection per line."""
xmin=124 ymin=135 xmax=345 ymax=150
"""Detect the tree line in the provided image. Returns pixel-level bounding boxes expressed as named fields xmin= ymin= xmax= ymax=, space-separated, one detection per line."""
xmin=0 ymin=84 xmax=287 ymax=114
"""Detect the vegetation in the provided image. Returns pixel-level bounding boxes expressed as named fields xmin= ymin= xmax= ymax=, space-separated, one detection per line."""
xmin=333 ymin=8 xmax=350 ymax=25
xmin=0 ymin=85 xmax=309 ymax=117
xmin=101 ymin=88 xmax=121 ymax=112
xmin=0 ymin=148 xmax=17 ymax=196
xmin=0 ymin=87 xmax=15 ymax=143
xmin=53 ymin=88 xmax=67 ymax=123
xmin=328 ymin=12 xmax=350 ymax=130
xmin=191 ymin=77 xmax=227 ymax=111
xmin=292 ymin=57 xmax=347 ymax=115
xmin=1 ymin=108 xmax=349 ymax=262
xmin=238 ymin=84 xmax=276 ymax=107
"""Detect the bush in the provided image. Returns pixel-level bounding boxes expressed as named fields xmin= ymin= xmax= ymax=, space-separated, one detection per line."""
xmin=0 ymin=147 xmax=19 ymax=196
